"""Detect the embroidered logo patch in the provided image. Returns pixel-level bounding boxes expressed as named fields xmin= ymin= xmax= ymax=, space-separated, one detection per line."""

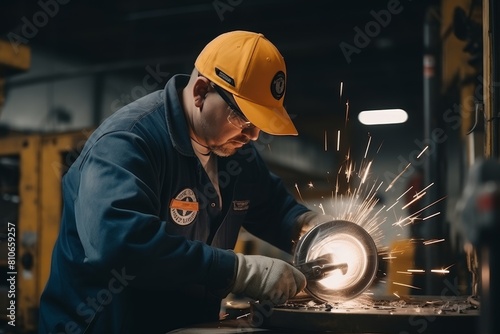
xmin=170 ymin=188 xmax=198 ymax=226
xmin=215 ymin=68 xmax=235 ymax=87
xmin=270 ymin=71 xmax=286 ymax=100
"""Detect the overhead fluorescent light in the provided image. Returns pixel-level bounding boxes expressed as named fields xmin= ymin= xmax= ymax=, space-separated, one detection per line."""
xmin=358 ymin=109 xmax=408 ymax=125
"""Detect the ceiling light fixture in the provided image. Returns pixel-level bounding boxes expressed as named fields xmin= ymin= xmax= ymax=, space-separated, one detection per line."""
xmin=358 ymin=109 xmax=408 ymax=125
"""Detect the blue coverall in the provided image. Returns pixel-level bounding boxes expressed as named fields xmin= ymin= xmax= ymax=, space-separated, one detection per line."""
xmin=39 ymin=74 xmax=309 ymax=333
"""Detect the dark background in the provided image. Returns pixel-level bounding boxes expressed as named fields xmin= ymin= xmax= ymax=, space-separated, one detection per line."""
xmin=0 ymin=0 xmax=429 ymax=141
xmin=0 ymin=0 xmax=438 ymax=218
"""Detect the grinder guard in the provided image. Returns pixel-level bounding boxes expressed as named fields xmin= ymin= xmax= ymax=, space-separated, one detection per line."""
xmin=293 ymin=220 xmax=378 ymax=303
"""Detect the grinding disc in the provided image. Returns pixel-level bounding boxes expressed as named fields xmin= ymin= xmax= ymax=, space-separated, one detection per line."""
xmin=293 ymin=220 xmax=378 ymax=303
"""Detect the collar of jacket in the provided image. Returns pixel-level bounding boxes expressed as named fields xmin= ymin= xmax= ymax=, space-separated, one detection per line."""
xmin=164 ymin=74 xmax=197 ymax=158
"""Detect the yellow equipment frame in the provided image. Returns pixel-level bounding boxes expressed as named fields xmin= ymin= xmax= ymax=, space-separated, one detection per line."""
xmin=0 ymin=129 xmax=92 ymax=332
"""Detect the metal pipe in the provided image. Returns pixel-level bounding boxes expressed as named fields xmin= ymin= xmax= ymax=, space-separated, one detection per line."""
xmin=489 ymin=0 xmax=500 ymax=158
xmin=421 ymin=4 xmax=444 ymax=295
xmin=477 ymin=2 xmax=500 ymax=333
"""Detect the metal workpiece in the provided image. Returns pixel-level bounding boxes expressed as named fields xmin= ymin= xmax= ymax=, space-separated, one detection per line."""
xmin=293 ymin=220 xmax=378 ymax=303
xmin=252 ymin=295 xmax=479 ymax=334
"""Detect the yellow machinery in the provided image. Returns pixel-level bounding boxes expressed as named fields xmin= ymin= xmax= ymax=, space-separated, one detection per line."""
xmin=0 ymin=130 xmax=92 ymax=332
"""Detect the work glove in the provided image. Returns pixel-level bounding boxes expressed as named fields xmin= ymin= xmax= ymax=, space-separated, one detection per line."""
xmin=232 ymin=253 xmax=306 ymax=305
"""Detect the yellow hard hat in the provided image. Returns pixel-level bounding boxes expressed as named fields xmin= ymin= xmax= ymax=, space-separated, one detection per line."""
xmin=195 ymin=30 xmax=297 ymax=136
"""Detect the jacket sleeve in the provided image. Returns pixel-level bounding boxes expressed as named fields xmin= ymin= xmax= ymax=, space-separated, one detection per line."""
xmin=73 ymin=130 xmax=236 ymax=293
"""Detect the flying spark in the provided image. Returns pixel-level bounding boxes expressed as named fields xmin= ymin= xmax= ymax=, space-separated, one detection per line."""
xmin=393 ymin=282 xmax=422 ymax=290
xmin=423 ymin=238 xmax=445 ymax=245
xmin=236 ymin=313 xmax=251 ymax=319
xmin=431 ymin=269 xmax=450 ymax=274
xmin=345 ymin=161 xmax=354 ymax=183
xmin=401 ymin=192 xmax=426 ymax=210
xmin=361 ymin=161 xmax=373 ymax=184
xmin=324 ymin=131 xmax=328 ymax=151
xmin=337 ymin=130 xmax=341 ymax=151
xmin=318 ymin=203 xmax=325 ymax=215
xmin=385 ymin=163 xmax=412 ymax=192
xmin=364 ymin=134 xmax=372 ymax=159
xmin=396 ymin=271 xmax=413 ymax=275
xmin=373 ymin=203 xmax=386 ymax=218
xmin=303 ymin=90 xmax=451 ymax=303
xmin=294 ymin=183 xmax=305 ymax=203
xmin=422 ymin=212 xmax=441 ymax=220
xmin=431 ymin=264 xmax=454 ymax=274
xmin=415 ymin=182 xmax=434 ymax=198
xmin=345 ymin=101 xmax=350 ymax=127
xmin=393 ymin=196 xmax=447 ymax=226
xmin=386 ymin=200 xmax=399 ymax=212
xmin=397 ymin=186 xmax=413 ymax=201
xmin=417 ymin=146 xmax=428 ymax=159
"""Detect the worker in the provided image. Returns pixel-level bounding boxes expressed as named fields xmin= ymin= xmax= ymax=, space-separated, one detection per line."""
xmin=39 ymin=30 xmax=329 ymax=334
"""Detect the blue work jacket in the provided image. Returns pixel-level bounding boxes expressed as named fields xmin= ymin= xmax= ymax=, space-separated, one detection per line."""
xmin=39 ymin=74 xmax=309 ymax=333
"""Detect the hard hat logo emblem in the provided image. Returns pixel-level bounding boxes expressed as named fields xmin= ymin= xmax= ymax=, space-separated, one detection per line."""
xmin=271 ymin=71 xmax=286 ymax=100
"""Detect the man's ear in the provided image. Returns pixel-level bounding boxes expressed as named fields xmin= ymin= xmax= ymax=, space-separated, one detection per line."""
xmin=193 ymin=77 xmax=210 ymax=108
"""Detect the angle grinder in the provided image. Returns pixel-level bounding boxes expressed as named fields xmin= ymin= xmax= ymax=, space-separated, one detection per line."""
xmin=293 ymin=220 xmax=378 ymax=303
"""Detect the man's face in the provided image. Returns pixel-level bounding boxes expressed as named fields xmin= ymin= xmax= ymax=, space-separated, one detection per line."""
xmin=198 ymin=82 xmax=260 ymax=157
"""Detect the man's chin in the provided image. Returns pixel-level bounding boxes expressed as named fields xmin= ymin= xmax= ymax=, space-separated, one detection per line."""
xmin=211 ymin=144 xmax=239 ymax=157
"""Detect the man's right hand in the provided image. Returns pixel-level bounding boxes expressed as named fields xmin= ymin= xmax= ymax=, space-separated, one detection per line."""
xmin=231 ymin=253 xmax=306 ymax=305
